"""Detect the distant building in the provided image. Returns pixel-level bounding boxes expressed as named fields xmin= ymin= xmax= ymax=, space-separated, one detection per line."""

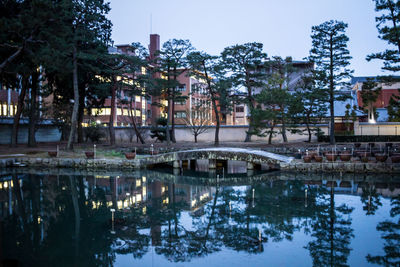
xmin=352 ymin=76 xmax=400 ymax=122
xmin=84 ymin=44 xmax=153 ymax=127
xmin=147 ymin=34 xmax=212 ymax=126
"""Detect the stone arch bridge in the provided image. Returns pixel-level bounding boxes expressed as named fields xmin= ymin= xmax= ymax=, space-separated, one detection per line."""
xmin=141 ymin=147 xmax=294 ymax=170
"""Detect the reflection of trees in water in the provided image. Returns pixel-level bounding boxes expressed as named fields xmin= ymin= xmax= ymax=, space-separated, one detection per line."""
xmin=367 ymin=195 xmax=400 ymax=266
xmin=2 ymin=174 xmax=117 ymax=266
xmin=305 ymin=186 xmax=354 ymax=267
xmin=3 ymin=174 xmax=382 ymax=265
xmin=360 ymin=182 xmax=382 ymax=216
xmin=151 ymin=183 xmax=221 ymax=262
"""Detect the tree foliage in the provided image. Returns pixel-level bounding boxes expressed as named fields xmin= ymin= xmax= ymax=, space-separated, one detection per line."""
xmin=221 ymin=42 xmax=268 ymax=142
xmin=367 ymin=0 xmax=400 ymax=72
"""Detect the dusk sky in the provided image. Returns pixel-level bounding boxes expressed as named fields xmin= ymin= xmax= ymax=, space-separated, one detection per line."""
xmin=108 ymin=0 xmax=398 ymax=77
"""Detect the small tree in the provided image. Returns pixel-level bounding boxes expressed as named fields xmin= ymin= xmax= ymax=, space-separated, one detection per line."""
xmin=296 ymin=73 xmax=328 ymax=142
xmin=251 ymin=105 xmax=278 ymax=144
xmin=252 ymin=57 xmax=303 ymax=143
xmin=183 ymin=105 xmax=211 ymax=143
xmin=360 ymin=78 xmax=381 ymax=123
xmin=388 ymin=91 xmax=400 ymax=121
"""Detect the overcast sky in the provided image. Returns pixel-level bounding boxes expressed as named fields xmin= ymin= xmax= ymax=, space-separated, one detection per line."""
xmin=108 ymin=0 xmax=398 ymax=77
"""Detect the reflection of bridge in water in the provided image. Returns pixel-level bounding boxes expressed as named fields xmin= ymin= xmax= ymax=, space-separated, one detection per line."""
xmin=1 ymin=168 xmax=400 ymax=202
xmin=141 ymin=147 xmax=294 ymax=170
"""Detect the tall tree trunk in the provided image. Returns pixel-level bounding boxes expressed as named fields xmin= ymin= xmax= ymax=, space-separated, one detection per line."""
xmin=165 ymin=98 xmax=171 ymax=145
xmin=280 ymin=108 xmax=288 ymax=143
xmin=245 ymin=98 xmax=255 ymax=142
xmin=11 ymin=75 xmax=29 ymax=147
xmin=209 ymin=90 xmax=219 ymax=146
xmin=109 ymin=78 xmax=116 ymax=145
xmin=67 ymin=45 xmax=79 ymax=150
xmin=165 ymin=70 xmax=171 ymax=145
xmin=77 ymin=85 xmax=85 ymax=143
xmin=306 ymin=121 xmax=312 ymax=142
xmin=28 ymin=71 xmax=38 ymax=147
xmin=171 ymin=69 xmax=178 ymax=143
xmin=268 ymin=122 xmax=275 ymax=144
xmin=329 ymin=35 xmax=336 ymax=145
xmin=171 ymin=98 xmax=176 ymax=143
xmin=129 ymin=100 xmax=145 ymax=144
xmin=202 ymin=61 xmax=219 ymax=146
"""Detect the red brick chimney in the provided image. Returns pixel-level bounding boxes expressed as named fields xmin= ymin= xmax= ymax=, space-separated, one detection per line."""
xmin=149 ymin=34 xmax=160 ymax=61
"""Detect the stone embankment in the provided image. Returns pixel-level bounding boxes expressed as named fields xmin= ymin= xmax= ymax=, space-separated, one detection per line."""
xmin=280 ymin=160 xmax=400 ymax=174
xmin=1 ymin=156 xmax=399 ymax=173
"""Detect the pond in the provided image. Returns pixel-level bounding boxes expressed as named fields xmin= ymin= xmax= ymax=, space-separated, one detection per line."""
xmin=0 ymin=166 xmax=399 ymax=267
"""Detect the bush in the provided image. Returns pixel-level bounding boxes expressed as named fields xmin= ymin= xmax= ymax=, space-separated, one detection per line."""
xmin=85 ymin=122 xmax=105 ymax=143
xmin=150 ymin=117 xmax=167 ymax=142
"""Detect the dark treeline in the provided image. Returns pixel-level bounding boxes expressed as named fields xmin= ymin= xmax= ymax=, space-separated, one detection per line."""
xmin=1 ymin=0 xmax=399 ymax=147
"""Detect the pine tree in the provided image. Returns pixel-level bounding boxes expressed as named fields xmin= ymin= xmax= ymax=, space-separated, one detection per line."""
xmin=309 ymin=20 xmax=353 ymax=145
xmin=65 ymin=0 xmax=112 ymax=150
xmin=187 ymin=51 xmax=233 ymax=146
xmin=155 ymin=39 xmax=193 ymax=145
xmin=367 ymin=0 xmax=400 ymax=72
xmin=221 ymin=43 xmax=268 ymax=142
xmin=0 ymin=0 xmax=70 ymax=146
xmin=297 ymin=72 xmax=328 ymax=142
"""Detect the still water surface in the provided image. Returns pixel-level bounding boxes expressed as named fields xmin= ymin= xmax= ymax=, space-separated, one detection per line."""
xmin=1 ymin=165 xmax=399 ymax=266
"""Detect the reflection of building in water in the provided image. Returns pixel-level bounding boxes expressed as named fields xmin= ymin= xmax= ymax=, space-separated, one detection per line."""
xmin=88 ymin=175 xmax=147 ymax=210
xmin=173 ymin=184 xmax=215 ymax=212
xmin=144 ymin=179 xmax=215 ymax=245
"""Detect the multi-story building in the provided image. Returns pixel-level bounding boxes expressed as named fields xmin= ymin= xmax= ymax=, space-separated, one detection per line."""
xmin=84 ymin=44 xmax=153 ymax=127
xmin=147 ymin=34 xmax=212 ymax=126
xmin=0 ymin=89 xmax=18 ymax=118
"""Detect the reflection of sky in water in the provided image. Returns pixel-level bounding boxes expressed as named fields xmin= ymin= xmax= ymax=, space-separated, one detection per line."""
xmin=120 ymin=193 xmax=395 ymax=267
xmin=1 ymin=170 xmax=399 ymax=267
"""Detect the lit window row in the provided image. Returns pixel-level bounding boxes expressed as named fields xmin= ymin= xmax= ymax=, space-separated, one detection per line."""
xmin=0 ymin=103 xmax=18 ymax=117
xmin=91 ymin=108 xmax=142 ymax=116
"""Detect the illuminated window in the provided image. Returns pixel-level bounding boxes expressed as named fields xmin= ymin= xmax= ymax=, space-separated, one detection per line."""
xmin=174 ymin=111 xmax=186 ymax=118
xmin=92 ymin=108 xmax=111 ymax=116
xmin=135 ymin=96 xmax=141 ymax=102
xmin=9 ymin=104 xmax=13 ymax=116
xmin=176 ymin=84 xmax=186 ymax=92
